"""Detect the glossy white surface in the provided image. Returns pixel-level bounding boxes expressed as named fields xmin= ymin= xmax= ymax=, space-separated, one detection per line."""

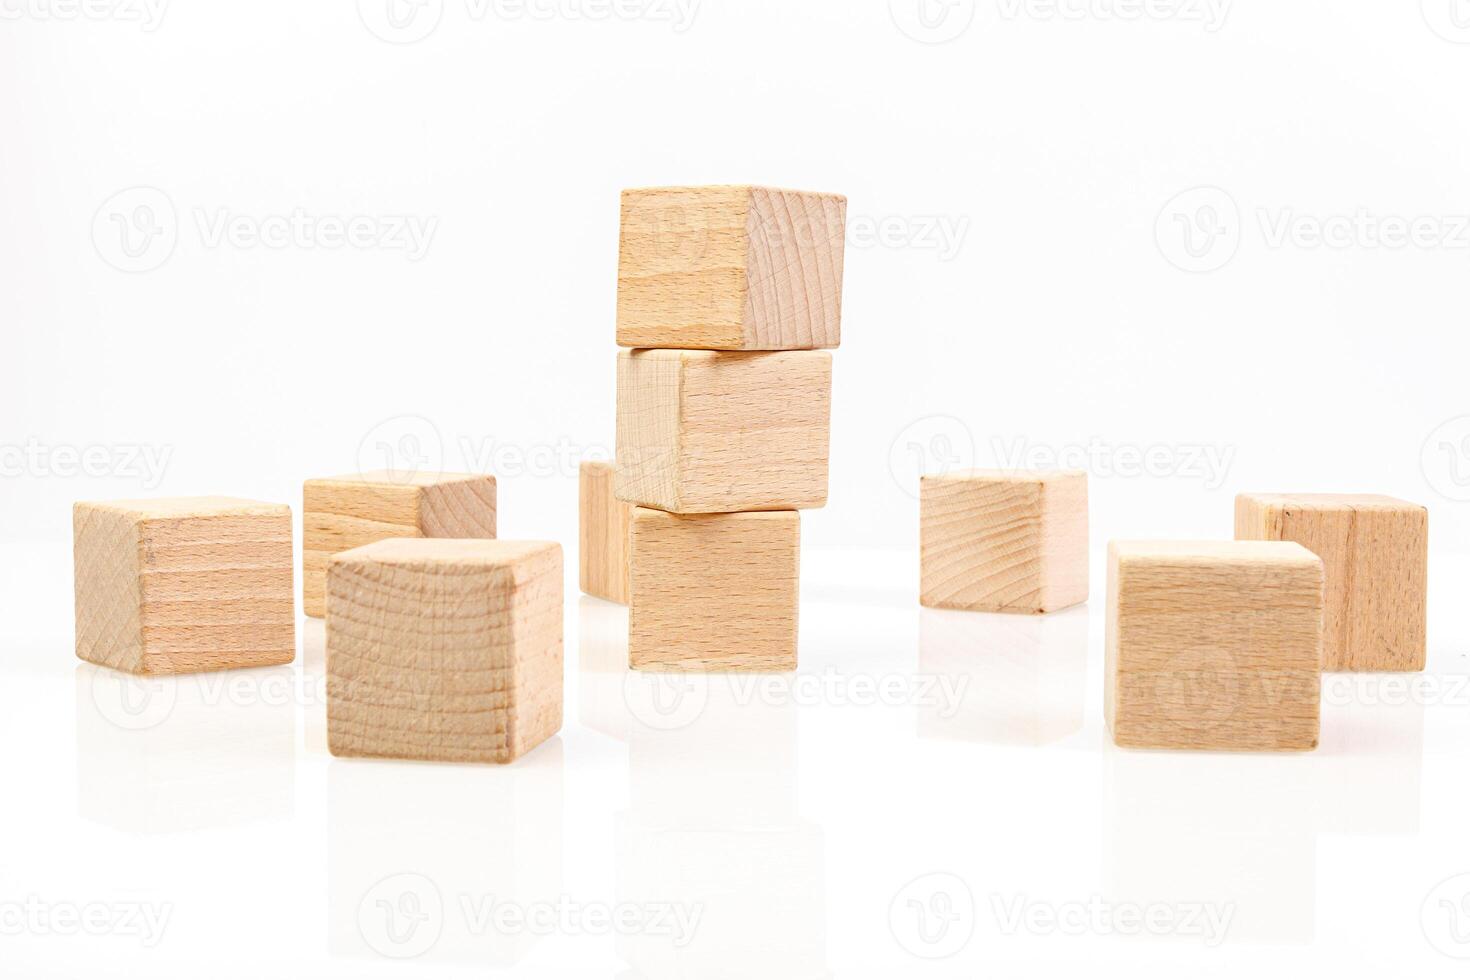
xmin=4 ymin=545 xmax=1468 ymax=977
xmin=6 ymin=3 xmax=1470 ymax=974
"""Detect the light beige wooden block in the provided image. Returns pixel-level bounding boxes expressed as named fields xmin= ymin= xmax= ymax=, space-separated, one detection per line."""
xmin=629 ymin=508 xmax=799 ymax=672
xmin=616 ymin=185 xmax=846 ymax=350
xmin=920 ymin=469 xmax=1088 ymax=614
xmin=302 ymin=471 xmax=497 ymax=618
xmin=1106 ymin=541 xmax=1323 ymax=752
xmin=615 ymin=349 xmax=832 ymax=513
xmin=326 ymin=538 xmax=562 ymax=765
xmin=73 ymin=497 xmax=294 ymax=675
xmin=579 ymin=460 xmax=632 ymax=604
xmin=1235 ymin=493 xmax=1427 ymax=672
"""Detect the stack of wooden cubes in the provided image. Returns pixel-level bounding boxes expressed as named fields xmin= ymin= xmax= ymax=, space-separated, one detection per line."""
xmin=609 ymin=185 xmax=846 ymax=671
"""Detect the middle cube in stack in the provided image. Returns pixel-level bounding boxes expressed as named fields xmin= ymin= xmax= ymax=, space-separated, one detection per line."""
xmin=614 ymin=185 xmax=845 ymax=673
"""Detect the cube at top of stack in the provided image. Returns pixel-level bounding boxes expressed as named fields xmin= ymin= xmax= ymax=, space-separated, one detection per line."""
xmin=616 ymin=185 xmax=847 ymax=351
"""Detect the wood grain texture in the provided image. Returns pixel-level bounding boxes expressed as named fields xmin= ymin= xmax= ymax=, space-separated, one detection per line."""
xmin=326 ymin=538 xmax=562 ymax=765
xmin=920 ymin=470 xmax=1088 ymax=613
xmin=73 ymin=497 xmax=295 ymax=675
xmin=1105 ymin=540 xmax=1323 ymax=752
xmin=615 ymin=348 xmax=832 ymax=513
xmin=303 ymin=471 xmax=497 ymax=618
xmin=628 ymin=508 xmax=799 ymax=672
xmin=579 ymin=461 xmax=632 ymax=604
xmin=1235 ymin=493 xmax=1427 ymax=672
xmin=616 ymin=185 xmax=846 ymax=351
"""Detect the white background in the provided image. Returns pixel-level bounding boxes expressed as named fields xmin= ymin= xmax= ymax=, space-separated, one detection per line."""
xmin=4 ymin=1 xmax=1470 ymax=977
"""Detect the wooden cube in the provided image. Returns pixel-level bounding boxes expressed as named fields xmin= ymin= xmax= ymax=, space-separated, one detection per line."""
xmin=629 ymin=508 xmax=799 ymax=672
xmin=73 ymin=497 xmax=294 ymax=674
xmin=302 ymin=471 xmax=497 ymax=618
xmin=579 ymin=460 xmax=632 ymax=604
xmin=326 ymin=539 xmax=562 ymax=765
xmin=617 ymin=185 xmax=846 ymax=351
xmin=920 ymin=469 xmax=1088 ymax=614
xmin=615 ymin=349 xmax=832 ymax=513
xmin=1106 ymin=541 xmax=1324 ymax=752
xmin=1235 ymin=493 xmax=1427 ymax=672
